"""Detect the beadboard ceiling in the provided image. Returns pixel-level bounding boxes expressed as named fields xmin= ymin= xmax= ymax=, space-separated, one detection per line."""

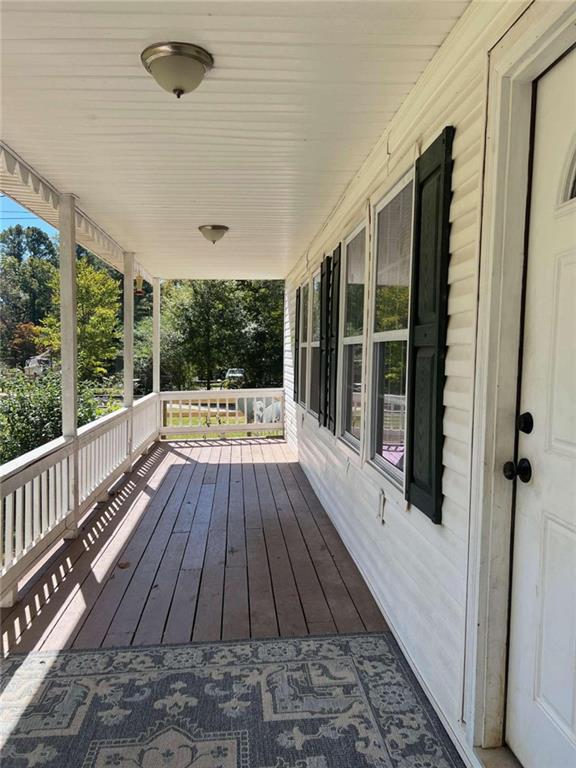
xmin=1 ymin=1 xmax=469 ymax=279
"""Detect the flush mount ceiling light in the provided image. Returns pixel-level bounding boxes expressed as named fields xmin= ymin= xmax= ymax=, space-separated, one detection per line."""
xmin=141 ymin=42 xmax=214 ymax=98
xmin=199 ymin=225 xmax=229 ymax=244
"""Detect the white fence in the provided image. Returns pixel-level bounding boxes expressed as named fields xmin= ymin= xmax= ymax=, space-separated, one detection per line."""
xmin=159 ymin=389 xmax=284 ymax=438
xmin=0 ymin=393 xmax=159 ymax=607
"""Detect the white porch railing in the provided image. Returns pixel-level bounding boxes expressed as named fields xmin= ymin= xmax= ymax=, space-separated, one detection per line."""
xmin=0 ymin=388 xmax=283 ymax=607
xmin=0 ymin=392 xmax=160 ymax=607
xmin=159 ymin=388 xmax=284 ymax=438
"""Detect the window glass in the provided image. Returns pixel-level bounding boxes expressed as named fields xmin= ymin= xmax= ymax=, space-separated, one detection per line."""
xmin=373 ymin=341 xmax=407 ymax=470
xmin=299 ymin=347 xmax=307 ymax=405
xmin=344 ymin=229 xmax=365 ymax=337
xmin=299 ymin=282 xmax=309 ymax=406
xmin=371 ymin=181 xmax=413 ymax=477
xmin=374 ymin=182 xmax=412 ymax=333
xmin=310 ymin=347 xmax=320 ymax=414
xmin=301 ymin=283 xmax=309 ymax=340
xmin=312 ymin=273 xmax=321 ymax=342
xmin=343 ymin=344 xmax=363 ymax=440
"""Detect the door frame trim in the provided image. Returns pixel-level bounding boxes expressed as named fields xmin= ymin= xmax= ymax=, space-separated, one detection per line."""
xmin=466 ymin=2 xmax=576 ymax=751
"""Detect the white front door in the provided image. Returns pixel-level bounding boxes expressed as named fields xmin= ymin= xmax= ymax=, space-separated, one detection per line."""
xmin=506 ymin=48 xmax=576 ymax=768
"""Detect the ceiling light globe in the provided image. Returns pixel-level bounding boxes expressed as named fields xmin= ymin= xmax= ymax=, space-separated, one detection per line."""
xmin=141 ymin=42 xmax=214 ymax=98
xmin=199 ymin=225 xmax=229 ymax=244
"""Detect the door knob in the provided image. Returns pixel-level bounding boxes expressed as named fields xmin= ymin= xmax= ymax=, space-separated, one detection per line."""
xmin=517 ymin=411 xmax=534 ymax=434
xmin=502 ymin=458 xmax=532 ymax=483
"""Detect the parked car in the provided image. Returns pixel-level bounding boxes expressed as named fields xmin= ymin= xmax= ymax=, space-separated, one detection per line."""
xmin=224 ymin=368 xmax=245 ymax=388
xmin=24 ymin=352 xmax=52 ymax=378
xmin=225 ymin=368 xmax=245 ymax=381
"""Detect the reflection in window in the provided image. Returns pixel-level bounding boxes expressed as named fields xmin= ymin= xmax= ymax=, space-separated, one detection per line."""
xmin=371 ymin=181 xmax=413 ymax=477
xmin=342 ymin=228 xmax=365 ymax=446
xmin=345 ymin=229 xmax=366 ymax=337
xmin=299 ymin=283 xmax=309 ymax=406
xmin=344 ymin=343 xmax=363 ymax=441
xmin=299 ymin=349 xmax=307 ymax=406
xmin=309 ymin=272 xmax=321 ymax=414
xmin=374 ymin=183 xmax=412 ymax=333
xmin=373 ymin=341 xmax=407 ymax=470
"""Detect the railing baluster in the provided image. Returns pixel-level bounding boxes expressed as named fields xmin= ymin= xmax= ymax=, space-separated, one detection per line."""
xmin=0 ymin=498 xmax=4 ymax=569
xmin=79 ymin=447 xmax=85 ymax=502
xmin=14 ymin=487 xmax=23 ymax=558
xmin=62 ymin=457 xmax=69 ymax=519
xmin=5 ymin=495 xmax=14 ymax=567
xmin=33 ymin=474 xmax=41 ymax=541
xmin=41 ymin=470 xmax=49 ymax=532
xmin=55 ymin=461 xmax=62 ymax=521
xmin=24 ymin=481 xmax=33 ymax=547
xmin=48 ymin=465 xmax=56 ymax=527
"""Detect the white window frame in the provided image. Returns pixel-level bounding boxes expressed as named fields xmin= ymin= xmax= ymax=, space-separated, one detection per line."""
xmin=298 ymin=281 xmax=310 ymax=409
xmin=338 ymin=220 xmax=367 ymax=451
xmin=308 ymin=270 xmax=321 ymax=416
xmin=365 ymin=170 xmax=415 ymax=488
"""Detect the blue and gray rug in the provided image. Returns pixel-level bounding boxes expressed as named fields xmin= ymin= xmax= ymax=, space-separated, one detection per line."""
xmin=1 ymin=633 xmax=464 ymax=767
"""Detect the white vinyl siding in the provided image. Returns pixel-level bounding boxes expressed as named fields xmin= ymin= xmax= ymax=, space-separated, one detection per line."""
xmin=283 ymin=1 xmax=530 ymax=755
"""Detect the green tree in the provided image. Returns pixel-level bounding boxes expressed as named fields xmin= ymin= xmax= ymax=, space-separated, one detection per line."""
xmin=39 ymin=257 xmax=121 ymax=379
xmin=168 ymin=280 xmax=244 ymax=389
xmin=0 ymin=254 xmax=57 ymax=366
xmin=134 ymin=314 xmax=153 ymax=395
xmin=0 ymin=224 xmax=57 ymax=264
xmin=236 ymin=280 xmax=284 ymax=386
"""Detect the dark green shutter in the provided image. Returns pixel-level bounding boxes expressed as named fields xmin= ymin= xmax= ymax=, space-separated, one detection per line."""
xmin=319 ymin=256 xmax=331 ymax=425
xmin=405 ymin=126 xmax=454 ymax=524
xmin=327 ymin=245 xmax=341 ymax=434
xmin=294 ymin=287 xmax=301 ymax=402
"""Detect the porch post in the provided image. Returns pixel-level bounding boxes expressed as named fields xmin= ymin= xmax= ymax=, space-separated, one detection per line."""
xmin=152 ymin=277 xmax=161 ymax=435
xmin=152 ymin=277 xmax=161 ymax=393
xmin=123 ymin=252 xmax=134 ymax=457
xmin=60 ymin=193 xmax=79 ymax=538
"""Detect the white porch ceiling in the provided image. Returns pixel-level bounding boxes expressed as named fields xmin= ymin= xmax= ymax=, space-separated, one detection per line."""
xmin=1 ymin=0 xmax=469 ymax=279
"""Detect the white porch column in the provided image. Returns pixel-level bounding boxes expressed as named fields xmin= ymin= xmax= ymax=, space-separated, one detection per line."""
xmin=60 ymin=194 xmax=77 ymax=437
xmin=60 ymin=193 xmax=79 ymax=538
xmin=152 ymin=277 xmax=161 ymax=394
xmin=123 ymin=253 xmax=134 ymax=459
xmin=123 ymin=252 xmax=134 ymax=408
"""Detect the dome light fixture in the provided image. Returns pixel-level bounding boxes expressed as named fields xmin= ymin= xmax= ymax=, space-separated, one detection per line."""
xmin=199 ymin=225 xmax=229 ymax=244
xmin=141 ymin=42 xmax=214 ymax=98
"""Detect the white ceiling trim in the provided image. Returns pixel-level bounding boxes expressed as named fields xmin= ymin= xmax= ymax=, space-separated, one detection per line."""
xmin=0 ymin=141 xmax=154 ymax=282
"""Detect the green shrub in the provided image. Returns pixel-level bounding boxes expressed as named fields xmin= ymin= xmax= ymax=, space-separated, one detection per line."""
xmin=0 ymin=370 xmax=118 ymax=465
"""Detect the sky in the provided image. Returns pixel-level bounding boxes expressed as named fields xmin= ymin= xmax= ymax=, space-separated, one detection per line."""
xmin=0 ymin=193 xmax=57 ymax=237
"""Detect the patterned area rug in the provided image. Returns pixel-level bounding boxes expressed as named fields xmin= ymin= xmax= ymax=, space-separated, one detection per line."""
xmin=0 ymin=633 xmax=464 ymax=768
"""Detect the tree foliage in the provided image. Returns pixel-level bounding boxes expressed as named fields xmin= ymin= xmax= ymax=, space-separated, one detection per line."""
xmin=0 ymin=228 xmax=58 ymax=366
xmin=0 ymin=369 xmax=116 ymax=464
xmin=0 ymin=224 xmax=58 ymax=265
xmin=1 ymin=221 xmax=285 ymax=461
xmin=39 ymin=257 xmax=122 ymax=379
xmin=157 ymin=280 xmax=284 ymax=390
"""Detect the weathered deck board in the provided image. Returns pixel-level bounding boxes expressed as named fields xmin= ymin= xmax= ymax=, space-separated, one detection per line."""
xmin=1 ymin=439 xmax=387 ymax=656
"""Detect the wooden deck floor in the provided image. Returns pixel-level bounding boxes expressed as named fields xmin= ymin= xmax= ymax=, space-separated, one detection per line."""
xmin=1 ymin=439 xmax=387 ymax=656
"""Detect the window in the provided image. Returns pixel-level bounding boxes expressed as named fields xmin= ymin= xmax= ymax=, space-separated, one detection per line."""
xmin=309 ymin=272 xmax=321 ymax=414
xmin=299 ymin=283 xmax=309 ymax=406
xmin=341 ymin=227 xmax=366 ymax=445
xmin=370 ymin=180 xmax=413 ymax=480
